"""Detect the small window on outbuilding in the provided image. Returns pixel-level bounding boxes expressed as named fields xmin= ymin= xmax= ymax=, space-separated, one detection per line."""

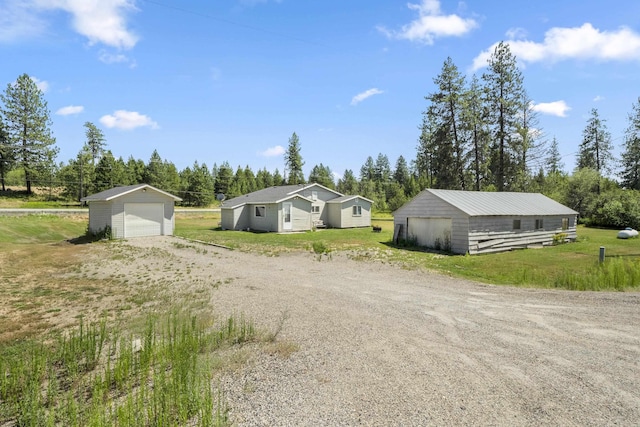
xmin=352 ymin=205 xmax=362 ymax=216
xmin=255 ymin=206 xmax=266 ymax=217
xmin=535 ymin=218 xmax=544 ymax=230
xmin=513 ymin=219 xmax=521 ymax=230
xmin=311 ymin=205 xmax=320 ymax=213
xmin=562 ymin=217 xmax=569 ymax=230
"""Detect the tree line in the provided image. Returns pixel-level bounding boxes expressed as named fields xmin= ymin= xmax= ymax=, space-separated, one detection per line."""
xmin=2 ymin=41 xmax=640 ymax=228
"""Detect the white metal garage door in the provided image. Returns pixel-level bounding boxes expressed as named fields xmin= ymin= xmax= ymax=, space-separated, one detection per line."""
xmin=124 ymin=203 xmax=164 ymax=238
xmin=407 ymin=217 xmax=452 ymax=249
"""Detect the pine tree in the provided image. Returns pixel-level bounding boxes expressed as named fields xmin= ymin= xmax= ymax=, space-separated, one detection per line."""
xmin=337 ymin=169 xmax=358 ymax=195
xmin=0 ymin=73 xmax=58 ymax=193
xmin=94 ymin=150 xmax=123 ymax=192
xmin=393 ymin=155 xmax=410 ymax=187
xmin=482 ymin=42 xmax=525 ymax=191
xmin=308 ymin=163 xmax=335 ymax=188
xmin=214 ymin=161 xmax=233 ymax=197
xmin=424 ymin=57 xmax=468 ymax=189
xmin=84 ymin=122 xmax=106 ymax=166
xmin=463 ymin=75 xmax=491 ymax=191
xmin=577 ymin=108 xmax=613 ymax=175
xmin=620 ymin=98 xmax=640 ymax=190
xmin=359 ymin=156 xmax=375 ymax=182
xmin=284 ymin=132 xmax=304 ymax=184
xmin=546 ymin=137 xmax=564 ymax=175
xmin=0 ymin=119 xmax=12 ymax=191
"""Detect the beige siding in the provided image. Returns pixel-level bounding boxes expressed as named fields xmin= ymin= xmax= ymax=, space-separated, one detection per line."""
xmin=329 ymin=198 xmax=372 ymax=228
xmin=282 ymin=198 xmax=312 ymax=232
xmin=221 ymin=206 xmax=249 ymax=230
xmin=248 ymin=203 xmax=278 ymax=232
xmin=88 ymin=201 xmax=112 ymax=235
xmin=295 ymin=186 xmax=340 ymax=224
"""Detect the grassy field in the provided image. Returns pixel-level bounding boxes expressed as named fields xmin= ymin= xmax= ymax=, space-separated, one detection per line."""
xmin=0 ymin=214 xmax=285 ymax=426
xmin=175 ymin=212 xmax=640 ymax=291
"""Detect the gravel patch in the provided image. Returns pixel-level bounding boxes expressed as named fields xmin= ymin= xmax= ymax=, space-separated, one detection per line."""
xmin=113 ymin=237 xmax=640 ymax=426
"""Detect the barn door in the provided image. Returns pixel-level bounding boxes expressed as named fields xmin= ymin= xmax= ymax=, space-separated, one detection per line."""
xmin=407 ymin=217 xmax=452 ymax=250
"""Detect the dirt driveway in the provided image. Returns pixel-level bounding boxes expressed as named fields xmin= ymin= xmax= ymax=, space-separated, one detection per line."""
xmin=94 ymin=237 xmax=639 ymax=426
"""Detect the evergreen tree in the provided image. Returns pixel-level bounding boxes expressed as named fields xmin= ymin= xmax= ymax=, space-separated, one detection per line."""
xmin=424 ymin=57 xmax=468 ymax=189
xmin=255 ymin=167 xmax=274 ymax=189
xmin=284 ymin=132 xmax=305 ymax=184
xmin=416 ymin=113 xmax=438 ymax=188
xmin=577 ymin=108 xmax=613 ymax=175
xmin=308 ymin=163 xmax=335 ymax=188
xmin=620 ymin=98 xmax=640 ymax=190
xmin=243 ymin=165 xmax=257 ymax=193
xmin=546 ymin=137 xmax=564 ymax=175
xmin=463 ymin=75 xmax=491 ymax=191
xmin=94 ymin=150 xmax=123 ymax=192
xmin=0 ymin=73 xmax=58 ymax=193
xmin=214 ymin=161 xmax=233 ymax=197
xmin=0 ymin=119 xmax=12 ymax=191
xmin=125 ymin=156 xmax=145 ymax=184
xmin=513 ymin=91 xmax=545 ymax=191
xmin=374 ymin=153 xmax=391 ymax=184
xmin=272 ymin=168 xmax=285 ymax=186
xmin=482 ymin=42 xmax=525 ymax=191
xmin=84 ymin=122 xmax=106 ymax=166
xmin=359 ymin=156 xmax=375 ymax=182
xmin=393 ymin=155 xmax=410 ymax=187
xmin=184 ymin=161 xmax=214 ymax=206
xmin=337 ymin=169 xmax=358 ymax=195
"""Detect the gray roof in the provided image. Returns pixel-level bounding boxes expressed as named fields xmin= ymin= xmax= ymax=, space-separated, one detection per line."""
xmin=327 ymin=195 xmax=374 ymax=204
xmin=222 ymin=183 xmax=342 ymax=208
xmin=81 ymin=184 xmax=182 ymax=202
xmin=426 ymin=189 xmax=578 ymax=216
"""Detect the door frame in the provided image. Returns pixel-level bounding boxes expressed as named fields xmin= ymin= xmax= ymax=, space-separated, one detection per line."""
xmin=282 ymin=202 xmax=293 ymax=231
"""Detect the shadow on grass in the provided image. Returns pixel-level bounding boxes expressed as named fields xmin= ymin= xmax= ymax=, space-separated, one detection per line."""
xmin=66 ymin=234 xmax=104 ymax=245
xmin=380 ymin=240 xmax=455 ymax=256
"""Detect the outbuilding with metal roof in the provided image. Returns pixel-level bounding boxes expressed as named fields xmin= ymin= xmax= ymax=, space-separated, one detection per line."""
xmin=393 ymin=189 xmax=578 ymax=254
xmin=81 ymin=184 xmax=182 ymax=238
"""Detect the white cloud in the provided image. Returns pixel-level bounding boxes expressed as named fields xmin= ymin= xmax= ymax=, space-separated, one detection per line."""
xmin=378 ymin=0 xmax=478 ymax=45
xmin=1 ymin=0 xmax=138 ymax=49
xmin=56 ymin=105 xmax=84 ymax=115
xmin=99 ymin=110 xmax=158 ymax=130
xmin=505 ymin=27 xmax=527 ymax=40
xmin=351 ymin=88 xmax=384 ymax=106
xmin=259 ymin=145 xmax=285 ymax=157
xmin=37 ymin=0 xmax=138 ymax=49
xmin=30 ymin=76 xmax=49 ymax=92
xmin=531 ymin=101 xmax=571 ymax=117
xmin=472 ymin=23 xmax=640 ymax=71
xmin=593 ymin=95 xmax=605 ymax=102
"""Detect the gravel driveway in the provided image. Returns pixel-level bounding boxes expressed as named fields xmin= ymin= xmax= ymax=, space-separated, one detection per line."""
xmin=119 ymin=237 xmax=639 ymax=426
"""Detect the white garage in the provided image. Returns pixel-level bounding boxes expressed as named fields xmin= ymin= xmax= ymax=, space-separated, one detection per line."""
xmin=82 ymin=184 xmax=182 ymax=239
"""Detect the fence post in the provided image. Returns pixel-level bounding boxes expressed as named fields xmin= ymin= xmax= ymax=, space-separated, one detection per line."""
xmin=599 ymin=246 xmax=606 ymax=263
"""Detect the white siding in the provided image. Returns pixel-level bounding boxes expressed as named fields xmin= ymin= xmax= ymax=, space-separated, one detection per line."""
xmin=394 ymin=191 xmax=469 ymax=254
xmin=328 ymin=198 xmax=372 ymax=228
xmin=248 ymin=203 xmax=278 ymax=232
xmin=88 ymin=201 xmax=112 ymax=235
xmin=408 ymin=217 xmax=452 ymax=250
xmin=124 ymin=203 xmax=164 ymax=237
xmin=107 ymin=190 xmax=175 ymax=238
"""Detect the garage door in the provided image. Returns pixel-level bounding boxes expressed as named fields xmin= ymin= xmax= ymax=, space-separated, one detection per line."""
xmin=124 ymin=203 xmax=164 ymax=238
xmin=407 ymin=217 xmax=452 ymax=249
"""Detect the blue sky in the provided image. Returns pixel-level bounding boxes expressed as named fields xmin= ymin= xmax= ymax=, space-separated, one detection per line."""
xmin=2 ymin=0 xmax=640 ymax=180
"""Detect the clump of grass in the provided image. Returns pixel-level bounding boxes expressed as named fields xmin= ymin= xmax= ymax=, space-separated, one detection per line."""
xmin=312 ymin=241 xmax=332 ymax=260
xmin=554 ymin=257 xmax=640 ymax=291
xmin=0 ymin=312 xmax=259 ymax=426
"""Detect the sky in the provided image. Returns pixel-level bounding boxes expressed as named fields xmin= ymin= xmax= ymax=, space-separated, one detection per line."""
xmin=1 ymin=0 xmax=640 ymax=180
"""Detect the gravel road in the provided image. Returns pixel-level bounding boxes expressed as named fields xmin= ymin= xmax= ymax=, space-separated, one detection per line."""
xmin=120 ymin=237 xmax=639 ymax=426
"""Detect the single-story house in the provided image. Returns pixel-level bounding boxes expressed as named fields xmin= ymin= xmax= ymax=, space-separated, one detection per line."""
xmin=81 ymin=184 xmax=182 ymax=238
xmin=393 ymin=189 xmax=578 ymax=254
xmin=221 ymin=183 xmax=372 ymax=232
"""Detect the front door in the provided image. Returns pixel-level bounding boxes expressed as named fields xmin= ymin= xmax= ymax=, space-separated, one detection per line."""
xmin=282 ymin=202 xmax=292 ymax=230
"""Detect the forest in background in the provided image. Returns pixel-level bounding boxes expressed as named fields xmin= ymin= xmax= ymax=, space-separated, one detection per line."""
xmin=2 ymin=43 xmax=640 ymax=229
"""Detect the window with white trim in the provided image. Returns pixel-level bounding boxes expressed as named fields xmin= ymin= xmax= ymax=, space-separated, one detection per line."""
xmin=535 ymin=218 xmax=544 ymax=230
xmin=311 ymin=205 xmax=320 ymax=213
xmin=352 ymin=205 xmax=362 ymax=216
xmin=255 ymin=206 xmax=266 ymax=217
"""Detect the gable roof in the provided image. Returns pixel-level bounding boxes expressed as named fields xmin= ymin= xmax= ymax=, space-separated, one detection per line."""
xmin=418 ymin=189 xmax=578 ymax=216
xmin=81 ymin=184 xmax=182 ymax=202
xmin=222 ymin=183 xmax=343 ymax=209
xmin=327 ymin=195 xmax=374 ymax=204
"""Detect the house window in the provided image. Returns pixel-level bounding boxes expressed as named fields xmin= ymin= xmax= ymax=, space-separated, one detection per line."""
xmin=311 ymin=191 xmax=318 ymax=201
xmin=311 ymin=205 xmax=320 ymax=214
xmin=255 ymin=206 xmax=266 ymax=217
xmin=562 ymin=217 xmax=569 ymax=230
xmin=352 ymin=205 xmax=362 ymax=216
xmin=535 ymin=218 xmax=544 ymax=230
xmin=513 ymin=219 xmax=521 ymax=230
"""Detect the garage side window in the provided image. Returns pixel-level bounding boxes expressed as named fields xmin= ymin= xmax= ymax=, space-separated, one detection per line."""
xmin=562 ymin=217 xmax=569 ymax=230
xmin=513 ymin=219 xmax=521 ymax=230
xmin=352 ymin=205 xmax=362 ymax=216
xmin=535 ymin=218 xmax=544 ymax=230
xmin=255 ymin=206 xmax=266 ymax=217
